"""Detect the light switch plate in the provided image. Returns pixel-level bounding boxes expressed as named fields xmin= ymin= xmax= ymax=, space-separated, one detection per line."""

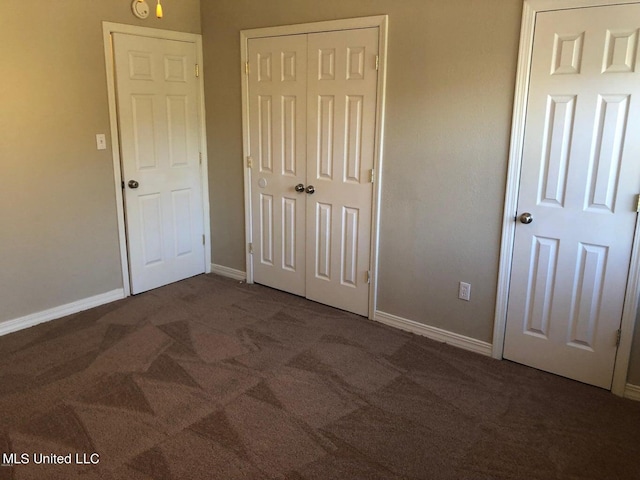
xmin=96 ymin=134 xmax=107 ymax=150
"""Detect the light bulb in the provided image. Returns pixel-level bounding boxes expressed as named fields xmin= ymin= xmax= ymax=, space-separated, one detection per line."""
xmin=156 ymin=1 xmax=163 ymax=18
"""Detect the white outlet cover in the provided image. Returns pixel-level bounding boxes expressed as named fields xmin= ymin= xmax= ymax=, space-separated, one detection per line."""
xmin=459 ymin=282 xmax=471 ymax=301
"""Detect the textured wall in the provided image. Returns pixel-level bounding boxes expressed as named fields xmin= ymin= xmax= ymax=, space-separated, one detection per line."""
xmin=0 ymin=0 xmax=201 ymax=322
xmin=199 ymin=0 xmax=639 ymax=386
xmin=1 ymin=0 xmax=637 ymax=387
xmin=201 ymin=0 xmax=521 ymax=344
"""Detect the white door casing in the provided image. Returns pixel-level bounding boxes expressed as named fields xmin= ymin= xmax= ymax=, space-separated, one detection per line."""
xmin=242 ymin=17 xmax=388 ymax=318
xmin=111 ymin=32 xmax=206 ymax=294
xmin=495 ymin=0 xmax=640 ymax=393
xmin=305 ymin=28 xmax=379 ymax=316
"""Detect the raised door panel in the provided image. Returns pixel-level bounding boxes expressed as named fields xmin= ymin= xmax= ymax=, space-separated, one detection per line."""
xmin=167 ymin=95 xmax=190 ymax=167
xmin=139 ymin=193 xmax=164 ymax=266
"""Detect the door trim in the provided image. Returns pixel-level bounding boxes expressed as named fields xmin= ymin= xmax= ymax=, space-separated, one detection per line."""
xmin=240 ymin=15 xmax=388 ymax=319
xmin=102 ymin=22 xmax=211 ymax=297
xmin=493 ymin=0 xmax=640 ymax=396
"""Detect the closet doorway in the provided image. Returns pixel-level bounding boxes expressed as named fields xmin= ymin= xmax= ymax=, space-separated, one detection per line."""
xmin=241 ymin=17 xmax=388 ymax=317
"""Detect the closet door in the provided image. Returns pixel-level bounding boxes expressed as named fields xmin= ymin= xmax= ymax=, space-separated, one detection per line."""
xmin=247 ymin=28 xmax=379 ymax=317
xmin=248 ymin=35 xmax=308 ymax=296
xmin=305 ymin=28 xmax=379 ymax=316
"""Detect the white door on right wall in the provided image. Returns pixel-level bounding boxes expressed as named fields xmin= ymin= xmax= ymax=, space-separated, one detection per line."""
xmin=504 ymin=4 xmax=640 ymax=389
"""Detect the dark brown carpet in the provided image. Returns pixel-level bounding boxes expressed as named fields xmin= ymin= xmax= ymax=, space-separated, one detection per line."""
xmin=0 ymin=273 xmax=639 ymax=480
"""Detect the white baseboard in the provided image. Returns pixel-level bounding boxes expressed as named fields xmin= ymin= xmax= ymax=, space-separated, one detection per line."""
xmin=624 ymin=383 xmax=640 ymax=402
xmin=373 ymin=310 xmax=493 ymax=357
xmin=211 ymin=264 xmax=247 ymax=281
xmin=0 ymin=289 xmax=126 ymax=337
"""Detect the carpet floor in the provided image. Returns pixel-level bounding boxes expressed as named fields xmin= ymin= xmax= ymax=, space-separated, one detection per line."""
xmin=0 ymin=273 xmax=639 ymax=480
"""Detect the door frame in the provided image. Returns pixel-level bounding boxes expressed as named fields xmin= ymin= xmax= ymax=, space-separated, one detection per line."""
xmin=493 ymin=0 xmax=640 ymax=396
xmin=102 ymin=22 xmax=212 ymax=297
xmin=240 ymin=15 xmax=389 ymax=319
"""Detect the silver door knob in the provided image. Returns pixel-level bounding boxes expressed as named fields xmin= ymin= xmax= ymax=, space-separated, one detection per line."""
xmin=519 ymin=212 xmax=533 ymax=224
xmin=294 ymin=183 xmax=305 ymax=193
xmin=306 ymin=185 xmax=315 ymax=194
xmin=128 ymin=180 xmax=139 ymax=189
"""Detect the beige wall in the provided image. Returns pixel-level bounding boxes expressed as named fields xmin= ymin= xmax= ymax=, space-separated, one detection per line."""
xmin=1 ymin=0 xmax=638 ymax=387
xmin=0 ymin=0 xmax=201 ymax=322
xmin=201 ymin=0 xmax=521 ymax=343
xmin=200 ymin=0 xmax=640 ymax=385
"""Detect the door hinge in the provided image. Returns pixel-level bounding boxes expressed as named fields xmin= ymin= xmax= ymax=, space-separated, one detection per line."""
xmin=199 ymin=152 xmax=203 ymax=166
xmin=616 ymin=329 xmax=622 ymax=347
xmin=247 ymin=156 xmax=253 ymax=168
xmin=375 ymin=55 xmax=379 ymax=71
xmin=366 ymin=271 xmax=371 ymax=284
xmin=245 ymin=62 xmax=250 ymax=75
xmin=195 ymin=64 xmax=200 ymax=78
xmin=636 ymin=194 xmax=640 ymax=213
xmin=202 ymin=234 xmax=205 ymax=245
xmin=248 ymin=242 xmax=253 ymax=254
xmin=370 ymin=169 xmax=376 ymax=183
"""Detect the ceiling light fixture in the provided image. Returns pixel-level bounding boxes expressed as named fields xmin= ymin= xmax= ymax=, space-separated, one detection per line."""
xmin=132 ymin=0 xmax=150 ymax=19
xmin=131 ymin=0 xmax=162 ymax=19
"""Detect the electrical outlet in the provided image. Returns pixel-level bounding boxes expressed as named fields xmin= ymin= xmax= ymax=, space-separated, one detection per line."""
xmin=458 ymin=282 xmax=471 ymax=301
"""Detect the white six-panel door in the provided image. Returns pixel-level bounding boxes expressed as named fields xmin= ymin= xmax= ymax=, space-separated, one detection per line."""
xmin=504 ymin=4 xmax=640 ymax=388
xmin=305 ymin=29 xmax=378 ymax=316
xmin=247 ymin=28 xmax=379 ymax=316
xmin=248 ymin=35 xmax=308 ymax=296
xmin=113 ymin=34 xmax=205 ymax=294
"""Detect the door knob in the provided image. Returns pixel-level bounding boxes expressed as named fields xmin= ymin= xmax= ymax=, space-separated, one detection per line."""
xmin=519 ymin=212 xmax=533 ymax=224
xmin=128 ymin=180 xmax=139 ymax=189
xmin=294 ymin=183 xmax=305 ymax=193
xmin=306 ymin=185 xmax=315 ymax=194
